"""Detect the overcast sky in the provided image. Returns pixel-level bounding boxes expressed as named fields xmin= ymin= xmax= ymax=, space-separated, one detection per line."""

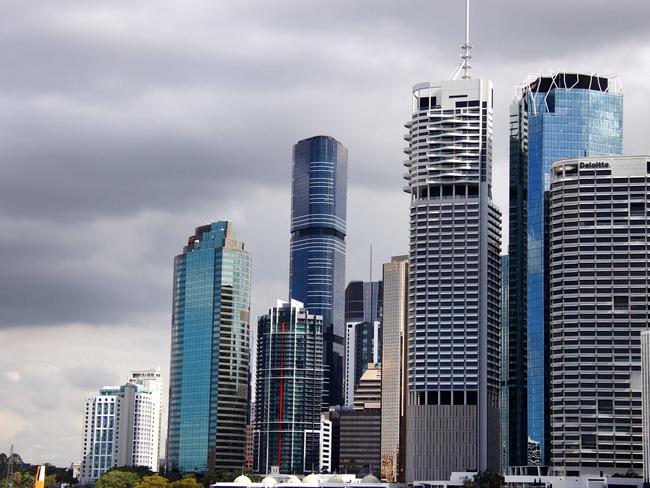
xmin=2 ymin=0 xmax=650 ymax=466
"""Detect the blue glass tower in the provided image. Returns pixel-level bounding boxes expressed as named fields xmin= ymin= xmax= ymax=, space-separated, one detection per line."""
xmin=508 ymin=73 xmax=623 ymax=465
xmin=167 ymin=221 xmax=252 ymax=473
xmin=289 ymin=135 xmax=347 ymax=407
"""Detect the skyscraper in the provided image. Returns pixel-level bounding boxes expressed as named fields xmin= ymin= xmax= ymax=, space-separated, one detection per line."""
xmin=289 ymin=135 xmax=347 ymax=407
xmin=339 ymin=364 xmax=382 ymax=477
xmin=380 ymin=256 xmax=408 ymax=482
xmin=344 ymin=321 xmax=380 ymax=406
xmin=344 ymin=280 xmax=383 ymax=405
xmin=345 ymin=280 xmax=383 ymax=324
xmin=167 ymin=221 xmax=252 ymax=473
xmin=508 ymin=73 xmax=623 ymax=465
xmin=641 ymin=330 xmax=650 ymax=482
xmin=404 ymin=74 xmax=502 ymax=479
xmin=549 ymin=156 xmax=647 ymax=474
xmin=254 ymin=299 xmax=324 ymax=475
xmin=128 ymin=368 xmax=164 ymax=468
xmin=80 ymin=382 xmax=159 ymax=484
xmin=500 ymin=255 xmax=509 ymax=474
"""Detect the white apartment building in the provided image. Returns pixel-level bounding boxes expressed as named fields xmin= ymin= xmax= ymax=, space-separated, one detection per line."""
xmin=80 ymin=376 xmax=161 ymax=483
xmin=128 ymin=368 xmax=164 ymax=466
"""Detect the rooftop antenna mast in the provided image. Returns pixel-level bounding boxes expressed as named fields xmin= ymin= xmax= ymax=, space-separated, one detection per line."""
xmin=450 ymin=0 xmax=472 ymax=80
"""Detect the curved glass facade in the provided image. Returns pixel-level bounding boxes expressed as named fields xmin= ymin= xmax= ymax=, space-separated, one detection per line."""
xmin=509 ymin=73 xmax=623 ymax=465
xmin=289 ymin=135 xmax=347 ymax=406
xmin=167 ymin=222 xmax=251 ymax=473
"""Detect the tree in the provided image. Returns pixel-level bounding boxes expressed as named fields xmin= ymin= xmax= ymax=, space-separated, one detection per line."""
xmin=95 ymin=470 xmax=141 ymax=488
xmin=11 ymin=472 xmax=35 ymax=488
xmin=135 ymin=475 xmax=170 ymax=488
xmin=108 ymin=467 xmax=157 ymax=478
xmin=463 ymin=471 xmax=504 ymax=488
xmin=171 ymin=475 xmax=203 ymax=488
xmin=200 ymin=470 xmax=238 ymax=486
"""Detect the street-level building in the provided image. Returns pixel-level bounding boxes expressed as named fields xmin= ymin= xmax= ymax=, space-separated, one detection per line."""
xmin=339 ymin=365 xmax=382 ymax=477
xmin=549 ymin=156 xmax=648 ymax=474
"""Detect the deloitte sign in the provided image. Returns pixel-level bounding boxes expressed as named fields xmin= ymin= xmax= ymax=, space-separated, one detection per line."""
xmin=579 ymin=161 xmax=610 ymax=169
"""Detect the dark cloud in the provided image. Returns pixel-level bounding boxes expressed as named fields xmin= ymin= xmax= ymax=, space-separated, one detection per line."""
xmin=1 ymin=0 xmax=650 ymax=465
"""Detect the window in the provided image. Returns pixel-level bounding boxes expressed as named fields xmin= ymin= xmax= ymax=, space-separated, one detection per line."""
xmin=598 ymin=399 xmax=613 ymax=414
xmin=630 ymin=202 xmax=645 ymax=216
xmin=582 ymin=434 xmax=597 ymax=449
xmin=614 ymin=296 xmax=629 ymax=311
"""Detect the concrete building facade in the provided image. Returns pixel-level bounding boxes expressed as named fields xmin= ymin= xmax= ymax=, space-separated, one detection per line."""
xmin=403 ymin=78 xmax=502 ymax=481
xmin=80 ymin=382 xmax=159 ymax=484
xmin=380 ymin=256 xmax=408 ymax=482
xmin=549 ymin=156 xmax=647 ymax=474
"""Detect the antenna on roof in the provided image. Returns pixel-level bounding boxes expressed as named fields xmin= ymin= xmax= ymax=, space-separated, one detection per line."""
xmin=450 ymin=0 xmax=472 ymax=80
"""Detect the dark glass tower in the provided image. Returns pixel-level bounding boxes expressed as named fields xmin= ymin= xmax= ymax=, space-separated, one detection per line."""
xmin=289 ymin=135 xmax=347 ymax=407
xmin=508 ymin=73 xmax=623 ymax=465
xmin=254 ymin=300 xmax=324 ymax=474
xmin=344 ymin=280 xmax=383 ymax=405
xmin=167 ymin=222 xmax=252 ymax=473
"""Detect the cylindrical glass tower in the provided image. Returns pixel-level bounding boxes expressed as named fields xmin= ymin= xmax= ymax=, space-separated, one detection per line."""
xmin=289 ymin=135 xmax=347 ymax=407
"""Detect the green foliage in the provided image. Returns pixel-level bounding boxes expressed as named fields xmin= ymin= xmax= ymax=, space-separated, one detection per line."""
xmin=199 ymin=470 xmax=239 ymax=486
xmin=0 ymin=452 xmax=25 ymax=481
xmin=463 ymin=471 xmax=504 ymax=488
xmin=10 ymin=472 xmax=35 ymax=488
xmin=135 ymin=475 xmax=170 ymax=488
xmin=171 ymin=475 xmax=203 ymax=488
xmin=108 ymin=467 xmax=157 ymax=478
xmin=95 ymin=470 xmax=141 ymax=488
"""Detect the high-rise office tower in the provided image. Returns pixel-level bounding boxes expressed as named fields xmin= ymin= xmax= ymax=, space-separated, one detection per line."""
xmin=254 ymin=300 xmax=324 ymax=474
xmin=345 ymin=280 xmax=383 ymax=324
xmin=508 ymin=73 xmax=623 ymax=465
xmin=549 ymin=156 xmax=647 ymax=474
xmin=339 ymin=364 xmax=382 ymax=477
xmin=500 ymin=255 xmax=509 ymax=474
xmin=128 ymin=368 xmax=164 ymax=468
xmin=344 ymin=280 xmax=383 ymax=405
xmin=80 ymin=382 xmax=159 ymax=484
xmin=380 ymin=256 xmax=408 ymax=482
xmin=289 ymin=135 xmax=348 ymax=407
xmin=641 ymin=330 xmax=650 ymax=482
xmin=167 ymin=222 xmax=252 ymax=473
xmin=344 ymin=321 xmax=380 ymax=406
xmin=403 ymin=31 xmax=502 ymax=478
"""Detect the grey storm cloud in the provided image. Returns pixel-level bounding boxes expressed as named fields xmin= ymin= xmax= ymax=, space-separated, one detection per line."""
xmin=2 ymin=0 xmax=650 ymax=466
